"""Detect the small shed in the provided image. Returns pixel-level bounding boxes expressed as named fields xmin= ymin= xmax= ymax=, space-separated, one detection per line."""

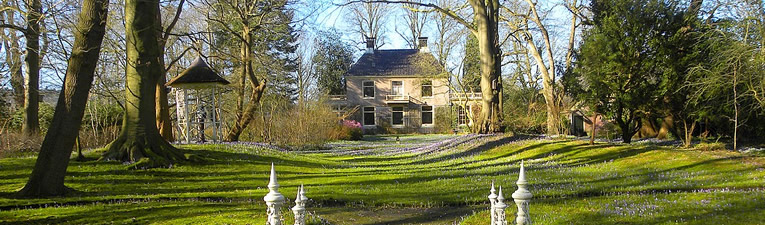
xmin=166 ymin=56 xmax=229 ymax=143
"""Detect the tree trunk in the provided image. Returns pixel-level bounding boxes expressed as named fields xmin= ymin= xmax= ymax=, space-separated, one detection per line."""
xmin=524 ymin=0 xmax=561 ymax=135
xmin=471 ymin=0 xmax=502 ymax=134
xmin=154 ymin=0 xmax=186 ymax=143
xmin=9 ymin=46 xmax=24 ymax=107
xmin=1 ymin=4 xmax=25 ymax=108
xmin=224 ymin=26 xmax=267 ymax=141
xmin=156 ymin=77 xmax=173 ymax=142
xmin=18 ymin=0 xmax=109 ymax=197
xmin=101 ymin=0 xmax=185 ymax=168
xmin=589 ymin=113 xmax=597 ymax=145
xmin=682 ymin=119 xmax=696 ymax=148
xmin=657 ymin=114 xmax=673 ymax=139
xmin=22 ymin=0 xmax=42 ymax=136
xmin=621 ymin=124 xmax=633 ymax=144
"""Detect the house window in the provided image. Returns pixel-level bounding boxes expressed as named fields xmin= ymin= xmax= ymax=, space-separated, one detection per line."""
xmin=421 ymin=80 xmax=432 ymax=97
xmin=457 ymin=105 xmax=469 ymax=125
xmin=363 ymin=81 xmax=375 ymax=98
xmin=391 ymin=81 xmax=403 ymax=96
xmin=392 ymin=106 xmax=404 ymax=126
xmin=363 ymin=107 xmax=375 ymax=126
xmin=421 ymin=106 xmax=433 ymax=125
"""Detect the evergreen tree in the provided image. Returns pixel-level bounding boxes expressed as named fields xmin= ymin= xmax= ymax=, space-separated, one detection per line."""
xmin=460 ymin=33 xmax=481 ymax=91
xmin=575 ymin=0 xmax=684 ymax=143
xmin=313 ymin=30 xmax=353 ymax=95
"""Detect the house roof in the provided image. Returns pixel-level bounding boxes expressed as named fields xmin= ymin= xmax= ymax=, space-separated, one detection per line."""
xmin=166 ymin=56 xmax=230 ymax=87
xmin=346 ymin=49 xmax=446 ymax=77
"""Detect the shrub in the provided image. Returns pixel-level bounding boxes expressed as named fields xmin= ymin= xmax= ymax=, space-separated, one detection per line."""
xmin=242 ymin=97 xmax=349 ymax=148
xmin=434 ymin=106 xmax=456 ymax=134
xmin=502 ymin=87 xmax=546 ymax=134
xmin=330 ymin=119 xmax=363 ymax=141
xmin=9 ymin=103 xmax=55 ymax=132
xmin=0 ymin=130 xmax=43 ymax=158
xmin=694 ymin=142 xmax=727 ymax=151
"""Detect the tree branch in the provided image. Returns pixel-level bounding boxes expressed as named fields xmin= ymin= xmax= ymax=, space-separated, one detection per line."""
xmin=163 ymin=0 xmax=186 ymax=41
xmin=341 ymin=0 xmax=475 ymax=32
xmin=0 ymin=23 xmax=27 ymax=33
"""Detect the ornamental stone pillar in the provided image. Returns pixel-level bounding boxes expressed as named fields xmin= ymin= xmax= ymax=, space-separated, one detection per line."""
xmin=292 ymin=185 xmax=307 ymax=225
xmin=512 ymin=161 xmax=533 ymax=225
xmin=488 ymin=181 xmax=498 ymax=225
xmin=494 ymin=186 xmax=508 ymax=225
xmin=264 ymin=163 xmax=285 ymax=225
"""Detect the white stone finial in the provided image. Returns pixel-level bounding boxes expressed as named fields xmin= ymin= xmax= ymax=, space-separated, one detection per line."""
xmin=489 ymin=181 xmax=498 ymax=225
xmin=518 ymin=160 xmax=527 ymax=185
xmin=268 ymin=163 xmax=279 ymax=189
xmin=495 ymin=186 xmax=508 ymax=225
xmin=489 ymin=181 xmax=497 ymax=199
xmin=512 ymin=161 xmax=532 ymax=225
xmin=294 ymin=186 xmax=303 ymax=204
xmin=497 ymin=186 xmax=505 ymax=206
xmin=299 ymin=185 xmax=308 ymax=203
xmin=264 ymin=163 xmax=285 ymax=225
xmin=292 ymin=185 xmax=307 ymax=225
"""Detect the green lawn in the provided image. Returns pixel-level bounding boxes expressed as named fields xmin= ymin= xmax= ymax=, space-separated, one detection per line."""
xmin=1 ymin=134 xmax=764 ymax=224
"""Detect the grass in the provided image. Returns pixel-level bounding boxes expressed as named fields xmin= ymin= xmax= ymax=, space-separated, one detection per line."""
xmin=0 ymin=134 xmax=764 ymax=224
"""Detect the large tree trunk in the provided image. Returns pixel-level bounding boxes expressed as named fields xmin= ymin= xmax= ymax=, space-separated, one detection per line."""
xmin=224 ymin=26 xmax=266 ymax=141
xmin=22 ymin=0 xmax=42 ymax=136
xmin=18 ymin=0 xmax=109 ymax=197
xmin=101 ymin=0 xmax=185 ymax=168
xmin=471 ymin=0 xmax=503 ymax=134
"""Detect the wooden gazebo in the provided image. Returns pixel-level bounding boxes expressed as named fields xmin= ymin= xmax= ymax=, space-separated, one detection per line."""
xmin=166 ymin=56 xmax=229 ymax=143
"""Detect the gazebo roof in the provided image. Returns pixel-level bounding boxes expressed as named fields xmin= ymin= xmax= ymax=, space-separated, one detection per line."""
xmin=166 ymin=56 xmax=229 ymax=88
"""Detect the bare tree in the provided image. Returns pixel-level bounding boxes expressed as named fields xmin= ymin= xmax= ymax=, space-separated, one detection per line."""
xmin=155 ymin=0 xmax=190 ymax=143
xmin=202 ymin=0 xmax=296 ymax=141
xmin=501 ymin=0 xmax=584 ymax=135
xmin=346 ymin=0 xmax=392 ymax=48
xmin=0 ymin=1 xmax=25 ymax=108
xmin=0 ymin=0 xmax=44 ymax=135
xmin=395 ymin=0 xmax=429 ymax=48
xmin=430 ymin=0 xmax=463 ymax=69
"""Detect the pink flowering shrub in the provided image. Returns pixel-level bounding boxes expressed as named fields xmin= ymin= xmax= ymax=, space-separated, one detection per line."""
xmin=330 ymin=120 xmax=363 ymax=141
xmin=341 ymin=119 xmax=362 ymax=129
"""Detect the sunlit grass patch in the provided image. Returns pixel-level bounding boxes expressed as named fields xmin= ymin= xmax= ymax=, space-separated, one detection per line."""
xmin=1 ymin=135 xmax=763 ymax=224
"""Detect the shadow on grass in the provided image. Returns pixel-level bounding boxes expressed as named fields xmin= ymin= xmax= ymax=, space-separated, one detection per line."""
xmin=0 ymin=200 xmax=256 ymax=224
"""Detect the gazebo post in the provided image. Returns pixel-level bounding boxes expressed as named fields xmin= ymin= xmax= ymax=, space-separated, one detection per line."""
xmin=211 ymin=88 xmax=218 ymax=142
xmin=183 ymin=89 xmax=190 ymax=143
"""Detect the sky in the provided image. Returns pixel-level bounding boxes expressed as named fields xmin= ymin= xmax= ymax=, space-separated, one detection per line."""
xmin=300 ymin=0 xmax=579 ymax=74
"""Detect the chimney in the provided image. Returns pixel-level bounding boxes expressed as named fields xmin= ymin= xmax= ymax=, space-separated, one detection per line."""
xmin=418 ymin=37 xmax=429 ymax=53
xmin=366 ymin=37 xmax=375 ymax=54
